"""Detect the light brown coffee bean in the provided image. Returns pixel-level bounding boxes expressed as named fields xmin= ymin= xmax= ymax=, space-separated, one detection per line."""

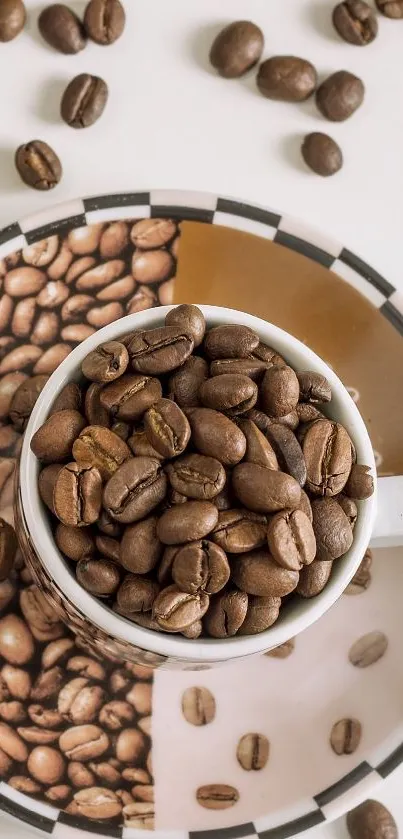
xmin=42 ymin=638 xmax=74 ymax=670
xmin=0 ymin=615 xmax=34 ymax=664
xmin=75 ymin=260 xmax=125 ymax=292
xmin=23 ymin=237 xmax=59 ymax=267
xmin=47 ymin=243 xmax=73 ymax=280
xmin=50 ymin=383 xmax=82 ymax=416
xmin=304 ymin=419 xmax=353 ymax=496
xmin=344 ymin=549 xmax=372 ymax=595
xmin=232 ymin=462 xmax=301 ymax=513
xmin=86 ymin=301 xmax=123 ymax=328
xmin=59 ymin=725 xmax=109 ymax=761
xmin=73 ymin=425 xmax=131 ymax=480
xmin=31 ymin=667 xmax=64 ymax=701
xmin=153 ymin=585 xmax=209 ymax=631
xmin=58 ymin=678 xmax=105 ymax=724
xmin=157 ymin=501 xmax=218 ymax=544
xmin=330 ymin=718 xmax=362 ymax=755
xmin=131 ymin=218 xmax=177 ymax=249
xmin=0 ymin=344 xmax=43 ymax=375
xmin=144 ymin=398 xmax=191 ymax=458
xmin=5 ymin=266 xmax=46 ymax=297
xmin=267 ymin=510 xmax=316 ymax=571
xmin=99 ymin=222 xmax=129 ymax=259
xmin=0 ymin=747 xmax=12 ymax=776
xmin=131 ymin=249 xmax=173 ymax=284
xmin=312 ymin=497 xmax=353 ymax=561
xmin=36 ymin=280 xmax=69 ymax=309
xmin=84 ymin=0 xmax=126 ymax=45
xmin=30 ymin=409 xmax=85 ymax=463
xmin=347 ymin=800 xmax=397 ymax=839
xmin=84 ymin=383 xmax=109 ymax=428
xmin=38 ymin=4 xmax=86 ymax=53
xmin=349 ymin=631 xmax=388 ymax=668
xmin=128 ymin=430 xmax=164 ymax=460
xmin=0 ymin=0 xmax=26 ymax=42
xmin=166 ymin=454 xmax=226 ymax=500
xmin=19 ymin=585 xmax=64 ymax=642
xmin=99 ymin=700 xmax=135 ymax=731
xmin=81 ymin=341 xmax=128 ymax=383
xmin=33 ymin=343 xmax=72 ymax=374
xmin=68 ymin=761 xmax=95 ymax=787
xmin=46 ymin=785 xmax=71 ymax=802
xmin=0 ymin=295 xmax=13 ymax=332
xmin=27 ymin=705 xmax=64 ymax=729
xmin=238 ymin=419 xmax=278 ymax=470
xmin=9 ymin=776 xmax=42 ymax=794
xmin=9 ymin=374 xmax=49 ymax=430
xmin=0 ymin=721 xmax=28 ymax=761
xmin=1 ymin=665 xmax=31 ymax=700
xmin=0 ymin=700 xmax=26 ymax=724
xmin=126 ymin=682 xmax=152 ymax=715
xmin=26 ymin=745 xmax=65 ymax=784
xmin=203 ymin=588 xmax=248 ymax=638
xmin=62 ymin=294 xmax=94 ymax=323
xmin=66 ymin=656 xmax=105 ymax=681
xmin=172 ymin=540 xmax=230 ymax=595
xmin=0 ymin=372 xmax=28 ymax=419
xmin=232 ymin=551 xmax=299 ymax=597
xmin=53 ymin=463 xmax=103 ymax=527
xmin=95 ymin=533 xmax=120 ymax=562
xmin=120 ymin=516 xmax=162 ymax=574
xmin=297 ymin=559 xmax=333 ymax=597
xmin=238 ymin=596 xmax=281 ymax=635
xmin=61 ymin=324 xmax=95 ymax=342
xmin=236 ymin=732 xmax=269 ymax=770
xmin=115 ymin=728 xmax=146 ymax=763
xmin=344 ymin=464 xmax=374 ymax=499
xmin=126 ymin=286 xmax=157 ymax=314
xmin=211 ymin=509 xmax=267 ymax=554
xmin=77 ymin=559 xmax=120 ymax=596
xmin=0 ymin=579 xmax=16 ymax=613
xmin=67 ymin=225 xmax=103 ymax=255
xmin=196 ymin=783 xmax=239 ymax=810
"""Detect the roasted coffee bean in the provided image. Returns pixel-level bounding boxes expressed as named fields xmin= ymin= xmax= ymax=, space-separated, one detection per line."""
xmin=82 ymin=341 xmax=128 ymax=383
xmin=267 ymin=510 xmax=316 ymax=571
xmin=0 ymin=520 xmax=17 ymax=582
xmin=304 ymin=419 xmax=353 ymax=496
xmin=104 ymin=457 xmax=167 ymax=523
xmin=345 ymin=549 xmax=372 ymax=595
xmin=157 ymin=501 xmax=218 ymax=545
xmin=9 ymin=775 xmax=42 ymax=793
xmin=349 ymin=631 xmax=388 ymax=668
xmin=333 ymin=1 xmax=378 ymax=45
xmin=252 ymin=342 xmax=284 ymax=365
xmin=196 ymin=783 xmax=239 ymax=810
xmin=9 ymin=375 xmax=49 ymax=430
xmin=338 ymin=495 xmax=358 ymax=527
xmin=0 ymin=0 xmax=26 ymax=41
xmin=128 ymin=326 xmax=193 ymax=375
xmin=312 ymin=497 xmax=353 ymax=561
xmin=1 ymin=663 xmax=31 ymax=699
xmin=73 ymin=425 xmax=130 ymax=480
xmin=59 ymin=725 xmax=109 ymax=761
xmin=168 ymin=356 xmax=208 ymax=408
xmin=99 ymin=224 xmax=129 ymax=262
xmin=297 ymin=559 xmax=333 ymax=597
xmin=77 ymin=558 xmax=120 ymax=596
xmin=100 ymin=374 xmax=162 ymax=421
xmin=172 ymin=540 xmax=230 ymax=595
xmin=238 ymin=419 xmax=279 ymax=470
xmin=165 ymin=304 xmax=205 ymax=348
xmin=204 ymin=324 xmax=259 ymax=359
xmin=238 ymin=596 xmax=280 ymax=635
xmin=376 ymin=0 xmax=403 ymax=16
xmin=33 ymin=343 xmax=72 ymax=375
xmin=330 ymin=718 xmax=362 ymax=754
xmin=302 ymin=133 xmax=343 ymax=177
xmin=257 ymin=56 xmax=317 ymax=101
xmin=236 ymin=732 xmax=269 ymax=769
xmin=31 ymin=410 xmax=86 ymax=463
xmin=153 ymin=585 xmax=209 ymax=631
xmin=200 ymin=373 xmax=258 ymax=415
xmin=51 ymin=383 xmax=82 ymax=415
xmin=23 ymin=236 xmax=59 ymax=268
xmin=131 ymin=218 xmax=176 ymax=250
xmin=38 ymin=464 xmax=62 ymax=513
xmin=120 ymin=516 xmax=162 ymax=574
xmin=232 ymin=462 xmax=301 ymax=513
xmin=0 ymin=373 xmax=28 ymax=420
xmin=316 ymin=71 xmax=365 ymax=121
xmin=15 ymin=140 xmax=62 ymax=190
xmin=210 ymin=357 xmax=269 ymax=381
xmin=20 ymin=584 xmax=63 ymax=642
xmin=111 ymin=421 xmax=130 ymax=442
xmin=204 ymin=589 xmax=248 ymax=638
xmin=261 ymin=365 xmax=299 ymax=417
xmin=128 ymin=430 xmax=164 ymax=460
xmin=265 ymin=423 xmax=306 ymax=486
xmin=297 ymin=371 xmax=332 ymax=403
xmin=61 ymin=74 xmax=108 ymax=129
xmin=347 ymin=800 xmax=397 ymax=839
xmin=27 ymin=745 xmax=65 ymax=784
xmin=38 ymin=4 xmax=86 ymax=53
xmin=166 ymin=453 xmax=226 ymax=500
xmin=95 ymin=532 xmax=120 ymax=561
xmin=97 ymin=510 xmax=121 ymax=537
xmin=211 ymin=509 xmax=267 ymax=554
xmin=84 ymin=0 xmax=126 ymax=44
xmin=85 ymin=383 xmax=110 ymax=428
xmin=55 ymin=523 xmax=94 ymax=561
xmin=181 ymin=686 xmax=216 ymax=726
xmin=232 ymin=551 xmax=299 ymax=597
xmin=187 ymin=408 xmax=246 ymax=466
xmin=209 ymin=20 xmax=264 ymax=78
xmin=54 ymin=463 xmax=102 ymax=526
xmin=344 ymin=464 xmax=374 ymax=499
xmin=144 ymin=398 xmax=190 ymax=458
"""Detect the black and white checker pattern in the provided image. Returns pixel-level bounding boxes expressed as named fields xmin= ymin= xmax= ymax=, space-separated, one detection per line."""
xmin=0 ymin=189 xmax=401 ymax=838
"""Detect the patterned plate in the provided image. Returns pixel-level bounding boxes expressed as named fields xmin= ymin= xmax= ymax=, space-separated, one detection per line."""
xmin=0 ymin=190 xmax=402 ymax=839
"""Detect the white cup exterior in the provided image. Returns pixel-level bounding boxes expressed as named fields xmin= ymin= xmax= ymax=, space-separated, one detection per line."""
xmin=20 ymin=305 xmax=377 ymax=663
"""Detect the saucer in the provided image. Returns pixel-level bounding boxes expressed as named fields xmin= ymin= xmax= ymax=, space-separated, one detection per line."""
xmin=0 ymin=190 xmax=402 ymax=839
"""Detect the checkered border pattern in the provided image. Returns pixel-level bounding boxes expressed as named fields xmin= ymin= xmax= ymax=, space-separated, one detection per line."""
xmin=0 ymin=189 xmax=401 ymax=838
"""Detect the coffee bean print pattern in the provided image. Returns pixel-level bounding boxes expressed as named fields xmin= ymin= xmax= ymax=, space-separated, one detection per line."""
xmin=330 ymin=718 xmax=362 ymax=755
xmin=181 ymin=686 xmax=216 ymax=726
xmin=349 ymin=631 xmax=388 ymax=668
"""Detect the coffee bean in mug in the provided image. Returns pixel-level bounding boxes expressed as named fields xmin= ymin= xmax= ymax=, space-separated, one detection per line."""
xmin=165 ymin=304 xmax=206 ymax=347
xmin=347 ymin=800 xmax=397 ymax=839
xmin=53 ymin=463 xmax=103 ymax=526
xmin=15 ymin=141 xmax=62 ymax=191
xmin=84 ymin=0 xmax=126 ymax=45
xmin=166 ymin=453 xmax=226 ymax=500
xmin=209 ymin=20 xmax=264 ymax=78
xmin=302 ymin=133 xmax=343 ymax=177
xmin=231 ymin=551 xmax=299 ymax=597
xmin=31 ymin=410 xmax=86 ymax=463
xmin=38 ymin=4 xmax=86 ymax=53
xmin=82 ymin=341 xmax=129 ymax=383
xmin=344 ymin=464 xmax=374 ymax=499
xmin=0 ymin=0 xmax=26 ymax=41
xmin=168 ymin=356 xmax=208 ymax=408
xmin=61 ymin=74 xmax=108 ymax=128
xmin=238 ymin=595 xmax=281 ymax=635
xmin=257 ymin=56 xmax=317 ymax=102
xmin=316 ymin=71 xmax=365 ymax=121
xmin=153 ymin=585 xmax=209 ymax=631
xmin=333 ymin=1 xmax=378 ymax=45
xmin=203 ymin=589 xmax=248 ymax=638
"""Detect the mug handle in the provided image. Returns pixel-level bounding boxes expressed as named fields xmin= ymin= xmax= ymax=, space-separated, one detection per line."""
xmin=370 ymin=476 xmax=403 ymax=548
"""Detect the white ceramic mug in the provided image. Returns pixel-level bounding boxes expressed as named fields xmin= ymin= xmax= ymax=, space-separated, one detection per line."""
xmin=17 ymin=305 xmax=403 ymax=669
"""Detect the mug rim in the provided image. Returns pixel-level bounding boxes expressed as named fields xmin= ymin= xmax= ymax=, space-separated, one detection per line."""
xmin=20 ymin=305 xmax=377 ymax=662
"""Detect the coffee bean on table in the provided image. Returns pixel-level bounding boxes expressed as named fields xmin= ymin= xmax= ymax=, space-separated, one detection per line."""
xmin=257 ymin=56 xmax=317 ymax=101
xmin=203 ymin=589 xmax=248 ymax=638
xmin=82 ymin=341 xmax=129 ymax=383
xmin=316 ymin=71 xmax=365 ymax=121
xmin=333 ymin=1 xmax=378 ymax=45
xmin=267 ymin=510 xmax=316 ymax=571
xmin=330 ymin=718 xmax=362 ymax=754
xmin=344 ymin=464 xmax=374 ymax=499
xmin=344 ymin=549 xmax=372 ymax=594
xmin=347 ymin=800 xmax=398 ymax=839
xmin=265 ymin=638 xmax=295 ymax=658
xmin=209 ymin=21 xmax=264 ymax=78
xmin=236 ymin=732 xmax=269 ymax=769
xmin=61 ymin=74 xmax=109 ymax=129
xmin=31 ymin=410 xmax=86 ymax=463
xmin=0 ymin=0 xmax=26 ymax=41
xmin=15 ymin=141 xmax=62 ymax=191
xmin=348 ymin=631 xmax=388 ymax=668
xmin=84 ymin=0 xmax=126 ymax=45
xmin=196 ymin=783 xmax=240 ymax=810
xmin=38 ymin=4 xmax=86 ymax=53
xmin=302 ymin=133 xmax=343 ymax=177
xmin=376 ymin=0 xmax=403 ymax=16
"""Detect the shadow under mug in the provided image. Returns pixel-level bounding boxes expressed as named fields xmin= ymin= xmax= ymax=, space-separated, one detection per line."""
xmin=16 ymin=306 xmax=403 ymax=670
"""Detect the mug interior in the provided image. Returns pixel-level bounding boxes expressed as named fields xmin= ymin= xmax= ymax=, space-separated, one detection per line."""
xmin=20 ymin=305 xmax=377 ymax=662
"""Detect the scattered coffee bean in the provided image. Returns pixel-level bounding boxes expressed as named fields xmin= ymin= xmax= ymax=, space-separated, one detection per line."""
xmin=0 ymin=0 xmax=26 ymax=41
xmin=347 ymin=800 xmax=398 ymax=839
xmin=61 ymin=74 xmax=109 ymax=129
xmin=209 ymin=21 xmax=264 ymax=78
xmin=236 ymin=732 xmax=269 ymax=770
xmin=196 ymin=783 xmax=239 ymax=810
xmin=84 ymin=0 xmax=126 ymax=45
xmin=38 ymin=4 xmax=86 ymax=53
xmin=257 ymin=56 xmax=317 ymax=102
xmin=333 ymin=1 xmax=378 ymax=45
xmin=330 ymin=718 xmax=362 ymax=754
xmin=316 ymin=71 xmax=365 ymax=121
xmin=181 ymin=686 xmax=216 ymax=726
xmin=302 ymin=133 xmax=343 ymax=177
xmin=15 ymin=141 xmax=62 ymax=191
xmin=265 ymin=638 xmax=295 ymax=658
xmin=344 ymin=549 xmax=372 ymax=595
xmin=348 ymin=631 xmax=388 ymax=667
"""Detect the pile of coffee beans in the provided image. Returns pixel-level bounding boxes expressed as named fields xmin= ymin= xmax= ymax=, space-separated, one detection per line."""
xmin=30 ymin=304 xmax=374 ymax=640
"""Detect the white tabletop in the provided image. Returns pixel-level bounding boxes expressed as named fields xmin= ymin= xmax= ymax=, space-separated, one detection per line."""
xmin=0 ymin=0 xmax=402 ymax=835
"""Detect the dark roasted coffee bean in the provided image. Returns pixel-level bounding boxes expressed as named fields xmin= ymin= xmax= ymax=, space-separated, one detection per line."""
xmin=100 ymin=374 xmax=162 ymax=421
xmin=376 ymin=0 xmax=403 ymax=16
xmin=9 ymin=375 xmax=49 ymax=430
xmin=232 ymin=462 xmax=301 ymax=513
xmin=238 ymin=419 xmax=279 ymax=470
xmin=0 ymin=0 xmax=26 ymax=41
xmin=304 ymin=419 xmax=353 ymax=496
xmin=165 ymin=304 xmax=205 ymax=348
xmin=84 ymin=0 xmax=125 ymax=45
xmin=312 ymin=497 xmax=353 ymax=561
xmin=38 ymin=4 xmax=86 ymax=53
xmin=238 ymin=596 xmax=280 ymax=635
xmin=15 ymin=141 xmax=62 ymax=191
xmin=267 ymin=510 xmax=316 ymax=571
xmin=38 ymin=464 xmax=62 ymax=513
xmin=168 ymin=356 xmax=208 ymax=408
xmin=338 ymin=495 xmax=358 ymax=527
xmin=231 ymin=551 xmax=299 ymax=597
xmin=128 ymin=326 xmax=193 ymax=375
xmin=204 ymin=324 xmax=259 ymax=359
xmin=187 ymin=407 xmax=246 ymax=466
xmin=97 ymin=510 xmax=121 ymax=537
xmin=316 ymin=71 xmax=365 ymax=121
xmin=297 ymin=559 xmax=332 ymax=597
xmin=245 ymin=408 xmax=274 ymax=434
xmin=347 ymin=800 xmax=397 ymax=839
xmin=257 ymin=56 xmax=317 ymax=101
xmin=211 ymin=509 xmax=267 ymax=554
xmin=30 ymin=410 xmax=85 ymax=463
xmin=302 ymin=133 xmax=343 ymax=177
xmin=144 ymin=398 xmax=190 ymax=458
xmin=111 ymin=421 xmax=130 ymax=441
xmin=157 ymin=501 xmax=218 ymax=545
xmin=50 ymin=383 xmax=82 ymax=415
xmin=203 ymin=589 xmax=248 ymax=638
xmin=61 ymin=74 xmax=108 ymax=129
xmin=104 ymin=457 xmax=167 ymax=523
xmin=265 ymin=423 xmax=306 ymax=486
xmin=120 ymin=516 xmax=162 ymax=574
xmin=85 ymin=383 xmax=110 ymax=428
xmin=199 ymin=374 xmax=257 ymax=415
xmin=55 ymin=523 xmax=94 ymax=562
xmin=0 ymin=520 xmax=17 ymax=582
xmin=297 ymin=371 xmax=332 ymax=402
xmin=333 ymin=1 xmax=378 ymax=45
xmin=54 ymin=463 xmax=103 ymax=527
xmin=210 ymin=358 xmax=269 ymax=381
xmin=117 ymin=574 xmax=159 ymax=614
xmin=344 ymin=464 xmax=374 ymax=499
xmin=81 ymin=341 xmax=128 ymax=383
xmin=153 ymin=585 xmax=209 ymax=631
xmin=344 ymin=549 xmax=372 ymax=594
xmin=209 ymin=20 xmax=264 ymax=78
xmin=330 ymin=718 xmax=362 ymax=754
xmin=128 ymin=430 xmax=164 ymax=460
xmin=172 ymin=540 xmax=229 ymax=595
xmin=77 ymin=558 xmax=120 ymax=596
xmin=166 ymin=453 xmax=226 ymax=500
xmin=73 ymin=425 xmax=130 ymax=480
xmin=261 ymin=365 xmax=299 ymax=417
